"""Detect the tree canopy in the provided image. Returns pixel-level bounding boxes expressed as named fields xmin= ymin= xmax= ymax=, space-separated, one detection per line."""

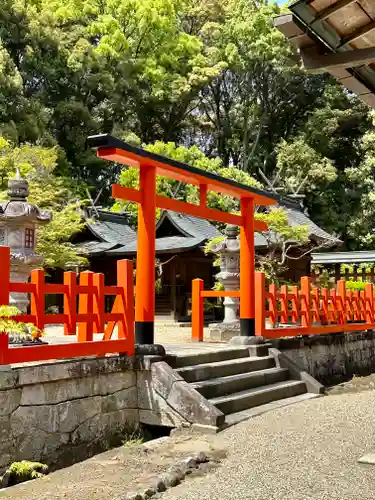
xmin=0 ymin=0 xmax=374 ymax=268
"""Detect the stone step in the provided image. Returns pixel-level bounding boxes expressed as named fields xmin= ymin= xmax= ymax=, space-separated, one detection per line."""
xmin=176 ymin=355 xmax=276 ymax=383
xmin=224 ymin=393 xmax=321 ymax=427
xmin=210 ymin=380 xmax=306 ymax=415
xmin=190 ymin=367 xmax=289 ymax=399
xmin=173 ymin=348 xmax=250 ymax=368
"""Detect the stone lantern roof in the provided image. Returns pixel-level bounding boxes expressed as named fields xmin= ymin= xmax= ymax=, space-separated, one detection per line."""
xmin=0 ymin=169 xmax=51 ymax=223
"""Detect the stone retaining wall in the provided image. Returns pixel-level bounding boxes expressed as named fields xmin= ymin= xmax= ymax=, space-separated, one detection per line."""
xmin=0 ymin=354 xmax=215 ymax=472
xmin=0 ymin=356 xmax=145 ymax=471
xmin=270 ymin=330 xmax=375 ymax=385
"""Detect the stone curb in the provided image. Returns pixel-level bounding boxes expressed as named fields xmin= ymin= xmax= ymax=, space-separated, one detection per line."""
xmin=121 ymin=451 xmax=216 ymax=500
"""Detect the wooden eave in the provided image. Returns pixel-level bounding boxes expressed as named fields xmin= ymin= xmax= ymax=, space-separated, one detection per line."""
xmin=275 ymin=0 xmax=375 ymax=108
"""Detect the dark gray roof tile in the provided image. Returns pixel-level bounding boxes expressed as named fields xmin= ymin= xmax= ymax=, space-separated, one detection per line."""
xmin=107 ymin=236 xmax=205 ymax=255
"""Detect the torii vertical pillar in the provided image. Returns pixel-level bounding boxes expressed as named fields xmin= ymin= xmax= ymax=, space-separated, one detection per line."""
xmin=135 ymin=165 xmax=156 ymax=344
xmin=240 ymin=197 xmax=255 ymax=336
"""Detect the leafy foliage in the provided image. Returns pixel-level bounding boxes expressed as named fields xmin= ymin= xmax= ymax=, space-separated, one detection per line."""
xmin=0 ymin=305 xmax=43 ymax=338
xmin=205 ymin=208 xmax=309 ymax=283
xmin=0 ymin=0 xmax=374 ymax=254
xmin=114 ymin=140 xmax=260 ymax=224
xmin=255 ymin=207 xmax=309 ymax=283
xmin=0 ymin=138 xmax=87 ymax=269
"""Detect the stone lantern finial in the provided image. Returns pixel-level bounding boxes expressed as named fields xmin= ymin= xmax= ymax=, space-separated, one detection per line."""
xmin=224 ymin=224 xmax=239 ymax=240
xmin=8 ymin=169 xmax=29 ymax=201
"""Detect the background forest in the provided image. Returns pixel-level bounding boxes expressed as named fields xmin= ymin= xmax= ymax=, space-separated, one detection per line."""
xmin=1 ymin=0 xmax=375 ymax=268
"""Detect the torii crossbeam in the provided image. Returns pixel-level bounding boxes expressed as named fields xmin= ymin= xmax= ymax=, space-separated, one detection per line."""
xmin=88 ymin=134 xmax=278 ymax=345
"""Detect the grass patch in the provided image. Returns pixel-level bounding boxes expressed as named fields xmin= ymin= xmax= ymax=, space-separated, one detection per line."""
xmin=122 ymin=429 xmax=145 ymax=448
xmin=0 ymin=460 xmax=48 ymax=488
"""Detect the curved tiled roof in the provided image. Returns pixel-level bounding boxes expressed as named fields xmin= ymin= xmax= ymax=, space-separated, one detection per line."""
xmin=107 ymin=236 xmax=205 ymax=256
xmin=86 ymin=210 xmax=136 ymax=244
xmin=78 ymin=240 xmax=118 ymax=256
xmin=253 ymin=204 xmax=341 ymax=249
xmin=78 ymin=203 xmax=339 ymax=257
xmin=157 ymin=211 xmax=222 ymax=240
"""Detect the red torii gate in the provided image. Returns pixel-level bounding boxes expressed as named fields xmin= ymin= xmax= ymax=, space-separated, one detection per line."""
xmin=88 ymin=134 xmax=278 ymax=345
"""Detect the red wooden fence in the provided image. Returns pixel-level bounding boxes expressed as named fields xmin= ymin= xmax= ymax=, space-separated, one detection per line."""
xmin=0 ymin=246 xmax=134 ymax=364
xmin=192 ymin=273 xmax=375 ymax=341
xmin=253 ymin=273 xmax=375 ymax=338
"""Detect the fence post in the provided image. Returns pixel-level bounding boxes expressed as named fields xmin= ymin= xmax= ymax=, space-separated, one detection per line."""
xmin=291 ymin=285 xmax=299 ymax=324
xmin=365 ymin=283 xmax=374 ymax=324
xmin=346 ymin=290 xmax=353 ymax=323
xmin=0 ymin=246 xmax=10 ymax=364
xmin=312 ymin=287 xmax=320 ymax=324
xmin=321 ymin=288 xmax=329 ymax=324
xmin=353 ymin=290 xmax=360 ymax=322
xmin=116 ymin=259 xmax=135 ymax=356
xmin=300 ymin=276 xmax=311 ymax=329
xmin=255 ymin=272 xmax=266 ymax=336
xmin=337 ymin=280 xmax=346 ymax=325
xmin=192 ymin=279 xmax=204 ymax=342
xmin=280 ymin=285 xmax=288 ymax=324
xmin=360 ymin=290 xmax=366 ymax=321
xmin=0 ymin=333 xmax=8 ymax=365
xmin=63 ymin=271 xmax=77 ymax=335
xmin=78 ymin=271 xmax=94 ymax=342
xmin=93 ymin=273 xmax=105 ymax=334
xmin=30 ymin=269 xmax=45 ymax=330
xmin=268 ymin=283 xmax=277 ymax=326
xmin=0 ymin=246 xmax=10 ymax=306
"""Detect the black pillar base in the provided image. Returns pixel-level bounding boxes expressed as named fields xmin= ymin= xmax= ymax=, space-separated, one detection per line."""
xmin=240 ymin=318 xmax=255 ymax=337
xmin=135 ymin=321 xmax=154 ymax=345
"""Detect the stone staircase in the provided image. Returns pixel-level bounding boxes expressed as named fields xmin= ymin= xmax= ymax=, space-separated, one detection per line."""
xmin=171 ymin=344 xmax=321 ymax=427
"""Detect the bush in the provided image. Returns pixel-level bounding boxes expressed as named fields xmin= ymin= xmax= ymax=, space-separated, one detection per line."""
xmin=345 ymin=281 xmax=374 ymax=292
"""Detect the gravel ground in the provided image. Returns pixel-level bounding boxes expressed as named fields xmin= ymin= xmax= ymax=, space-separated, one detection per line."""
xmin=0 ymin=435 xmax=224 ymax=500
xmin=3 ymin=392 xmax=375 ymax=499
xmin=43 ymin=324 xmax=208 ymax=345
xmin=161 ymin=392 xmax=375 ymax=500
xmin=326 ymin=374 xmax=375 ymax=395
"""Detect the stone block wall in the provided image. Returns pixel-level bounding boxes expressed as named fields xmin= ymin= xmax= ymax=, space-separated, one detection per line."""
xmin=0 ymin=356 xmax=140 ymax=471
xmin=0 ymin=354 xmax=217 ymax=472
xmin=270 ymin=330 xmax=375 ymax=385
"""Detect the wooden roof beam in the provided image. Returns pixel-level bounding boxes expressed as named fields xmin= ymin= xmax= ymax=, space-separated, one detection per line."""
xmin=300 ymin=46 xmax=375 ymax=73
xmin=309 ymin=0 xmax=358 ymax=24
xmin=338 ymin=20 xmax=375 ymax=48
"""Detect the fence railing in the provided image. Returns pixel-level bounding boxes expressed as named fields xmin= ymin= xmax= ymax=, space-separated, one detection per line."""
xmin=312 ymin=267 xmax=375 ymax=285
xmin=191 ymin=279 xmax=240 ymax=341
xmin=192 ymin=273 xmax=375 ymax=341
xmin=0 ymin=246 xmax=134 ymax=364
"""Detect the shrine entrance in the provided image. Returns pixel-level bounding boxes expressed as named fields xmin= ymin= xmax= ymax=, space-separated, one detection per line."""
xmin=88 ymin=134 xmax=278 ymax=345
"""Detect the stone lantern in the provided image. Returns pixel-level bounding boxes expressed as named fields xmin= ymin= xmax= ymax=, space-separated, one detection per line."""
xmin=0 ymin=170 xmax=51 ymax=312
xmin=209 ymin=224 xmax=240 ymax=341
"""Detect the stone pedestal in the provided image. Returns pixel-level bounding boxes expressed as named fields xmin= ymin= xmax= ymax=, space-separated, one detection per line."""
xmin=209 ymin=323 xmax=240 ymax=342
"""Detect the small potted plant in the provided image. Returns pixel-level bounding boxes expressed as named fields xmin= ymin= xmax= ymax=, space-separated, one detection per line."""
xmin=0 ymin=305 xmax=45 ymax=345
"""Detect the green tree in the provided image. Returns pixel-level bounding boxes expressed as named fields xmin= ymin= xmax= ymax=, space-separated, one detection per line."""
xmin=205 ymin=207 xmax=309 ymax=284
xmin=113 ymin=139 xmax=260 ymax=224
xmin=255 ymin=207 xmax=309 ymax=284
xmin=0 ymin=138 xmax=87 ymax=269
xmin=274 ymin=84 xmax=371 ymax=244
